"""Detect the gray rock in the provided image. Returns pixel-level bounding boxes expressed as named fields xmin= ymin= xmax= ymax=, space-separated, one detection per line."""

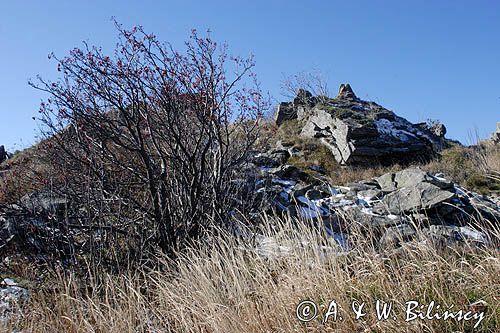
xmin=422 ymin=225 xmax=489 ymax=246
xmin=357 ymin=189 xmax=382 ymax=201
xmin=336 ymin=83 xmax=358 ymax=100
xmin=376 ymin=169 xmax=453 ymax=192
xmin=19 ymin=192 xmax=69 ymax=215
xmin=346 ymin=182 xmax=378 ymax=192
xmin=346 ymin=207 xmax=402 ymax=228
xmin=305 ymin=188 xmax=330 ymax=200
xmin=280 ymin=84 xmax=454 ymax=165
xmin=376 ymin=173 xmax=397 ymax=192
xmin=430 ymin=123 xmax=447 ymax=137
xmin=274 ymin=89 xmax=316 ymax=126
xmin=379 ymin=182 xmax=456 ymax=214
xmin=274 ymin=102 xmax=296 ymax=126
xmin=308 ymin=164 xmax=326 ymax=174
xmin=380 ymin=224 xmax=416 ymax=247
xmin=0 ymin=278 xmax=29 ymax=322
xmin=270 ymin=165 xmax=310 ymax=182
xmin=291 ymin=184 xmax=315 ymax=200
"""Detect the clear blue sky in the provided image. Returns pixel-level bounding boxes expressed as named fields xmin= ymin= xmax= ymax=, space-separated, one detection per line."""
xmin=1 ymin=1 xmax=499 ymax=151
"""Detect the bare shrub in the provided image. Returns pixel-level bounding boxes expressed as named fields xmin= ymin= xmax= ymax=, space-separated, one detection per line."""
xmin=29 ymin=23 xmax=269 ymax=260
xmin=280 ymin=70 xmax=331 ymax=103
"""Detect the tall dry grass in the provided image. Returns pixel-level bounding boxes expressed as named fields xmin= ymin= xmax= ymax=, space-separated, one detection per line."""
xmin=3 ymin=214 xmax=499 ymax=333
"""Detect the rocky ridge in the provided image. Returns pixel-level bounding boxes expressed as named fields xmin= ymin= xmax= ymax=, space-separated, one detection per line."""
xmin=274 ymin=84 xmax=453 ymax=165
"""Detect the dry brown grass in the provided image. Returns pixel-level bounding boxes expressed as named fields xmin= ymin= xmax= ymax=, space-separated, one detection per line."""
xmin=3 ymin=215 xmax=499 ymax=333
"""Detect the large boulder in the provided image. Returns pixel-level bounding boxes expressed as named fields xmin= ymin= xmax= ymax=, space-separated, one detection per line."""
xmin=300 ymin=107 xmax=435 ymax=165
xmin=336 ymin=83 xmax=358 ymax=100
xmin=274 ymin=89 xmax=316 ymax=126
xmin=379 ymin=182 xmax=456 ymax=214
xmin=277 ymin=84 xmax=455 ymax=165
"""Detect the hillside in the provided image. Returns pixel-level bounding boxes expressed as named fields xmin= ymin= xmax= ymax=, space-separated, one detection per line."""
xmin=1 ymin=83 xmax=499 ymax=332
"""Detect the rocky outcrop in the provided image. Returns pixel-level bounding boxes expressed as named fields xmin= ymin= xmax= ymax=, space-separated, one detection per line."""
xmin=336 ymin=83 xmax=358 ymax=100
xmin=274 ymin=89 xmax=316 ymax=126
xmin=250 ymin=159 xmax=499 ymax=251
xmin=274 ymin=84 xmax=455 ymax=165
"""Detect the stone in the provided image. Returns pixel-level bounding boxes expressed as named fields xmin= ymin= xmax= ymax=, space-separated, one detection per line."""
xmin=290 ymin=184 xmax=315 ymax=199
xmin=294 ymin=89 xmax=315 ymax=106
xmin=422 ymin=225 xmax=489 ymax=246
xmin=376 ymin=169 xmax=453 ymax=192
xmin=274 ymin=102 xmax=296 ymax=126
xmin=308 ymin=164 xmax=325 ymax=174
xmin=430 ymin=122 xmax=447 ymax=137
xmin=19 ymin=191 xmax=69 ymax=215
xmin=379 ymin=182 xmax=456 ymax=214
xmin=279 ymin=84 xmax=455 ymax=165
xmin=336 ymin=83 xmax=358 ymax=100
xmin=0 ymin=278 xmax=29 ymax=322
xmin=380 ymin=224 xmax=416 ymax=247
xmin=376 ymin=173 xmax=397 ymax=192
xmin=357 ymin=189 xmax=382 ymax=201
xmin=346 ymin=207 xmax=402 ymax=228
xmin=305 ymin=188 xmax=330 ymax=200
xmin=271 ymin=165 xmax=311 ymax=182
xmin=274 ymin=89 xmax=316 ymax=126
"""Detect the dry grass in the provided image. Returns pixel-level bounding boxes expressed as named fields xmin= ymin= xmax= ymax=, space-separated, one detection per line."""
xmin=3 ymin=215 xmax=499 ymax=333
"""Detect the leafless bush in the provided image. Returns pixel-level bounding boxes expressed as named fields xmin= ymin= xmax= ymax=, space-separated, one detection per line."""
xmin=29 ymin=22 xmax=269 ymax=261
xmin=280 ymin=69 xmax=331 ymax=103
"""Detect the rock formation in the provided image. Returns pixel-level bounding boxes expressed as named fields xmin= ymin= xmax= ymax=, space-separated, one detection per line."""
xmin=336 ymin=83 xmax=358 ymax=100
xmin=249 ymin=159 xmax=499 ymax=251
xmin=274 ymin=84 xmax=454 ymax=165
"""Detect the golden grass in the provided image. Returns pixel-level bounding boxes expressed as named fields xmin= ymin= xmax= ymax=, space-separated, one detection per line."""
xmin=3 ymin=215 xmax=499 ymax=333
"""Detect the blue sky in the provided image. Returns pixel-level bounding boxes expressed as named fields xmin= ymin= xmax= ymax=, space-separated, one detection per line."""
xmin=1 ymin=0 xmax=499 ymax=151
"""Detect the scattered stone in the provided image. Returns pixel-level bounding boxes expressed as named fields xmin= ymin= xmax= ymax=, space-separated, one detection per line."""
xmin=270 ymin=165 xmax=310 ymax=182
xmin=0 ymin=278 xmax=29 ymax=322
xmin=249 ymin=152 xmax=498 ymax=251
xmin=274 ymin=89 xmax=316 ymax=126
xmin=422 ymin=225 xmax=490 ymax=247
xmin=305 ymin=188 xmax=330 ymax=200
xmin=376 ymin=173 xmax=397 ymax=192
